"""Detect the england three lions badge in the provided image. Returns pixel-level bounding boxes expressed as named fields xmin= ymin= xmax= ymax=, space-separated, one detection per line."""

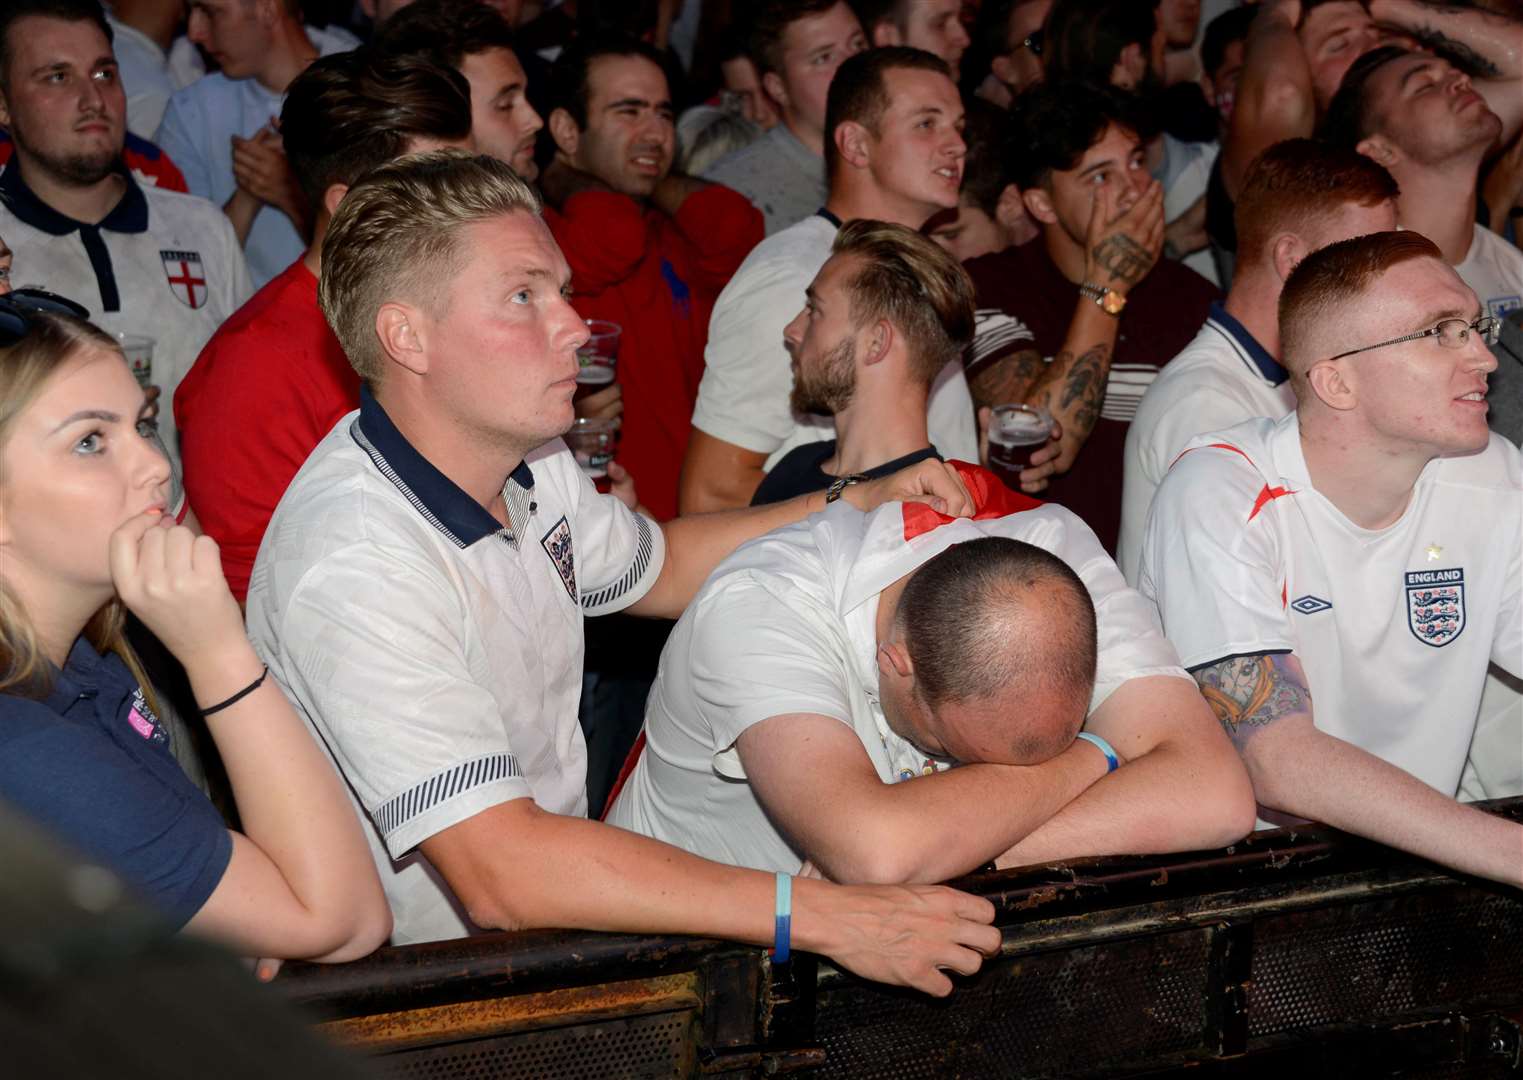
xmin=1405 ymin=568 xmax=1465 ymax=648
xmin=540 ymin=516 xmax=577 ymax=601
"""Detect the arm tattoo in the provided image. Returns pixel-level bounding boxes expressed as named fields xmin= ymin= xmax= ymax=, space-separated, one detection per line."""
xmin=1408 ymin=23 xmax=1504 ymax=77
xmin=1193 ymin=653 xmax=1313 ymax=754
xmin=970 ymin=348 xmax=1045 ymax=409
xmin=1057 ymin=344 xmax=1109 ymax=437
xmin=1091 ymin=235 xmax=1152 ymax=287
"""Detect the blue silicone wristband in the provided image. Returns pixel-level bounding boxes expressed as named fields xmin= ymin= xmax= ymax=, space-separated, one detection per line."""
xmin=1076 ymin=731 xmax=1119 ymax=773
xmin=774 ymin=872 xmax=793 ymax=964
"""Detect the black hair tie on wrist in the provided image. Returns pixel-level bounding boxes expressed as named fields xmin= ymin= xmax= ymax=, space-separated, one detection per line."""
xmin=200 ymin=665 xmax=269 ymax=717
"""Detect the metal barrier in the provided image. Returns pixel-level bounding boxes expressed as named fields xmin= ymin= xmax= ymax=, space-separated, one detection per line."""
xmin=280 ymin=798 xmax=1523 ymax=1078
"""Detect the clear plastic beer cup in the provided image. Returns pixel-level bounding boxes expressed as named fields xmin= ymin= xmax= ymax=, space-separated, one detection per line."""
xmin=988 ymin=404 xmax=1053 ymax=489
xmin=575 ymin=320 xmax=620 ymax=400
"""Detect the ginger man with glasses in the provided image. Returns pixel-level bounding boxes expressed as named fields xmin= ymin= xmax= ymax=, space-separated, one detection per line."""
xmin=1137 ymin=229 xmax=1522 ymax=889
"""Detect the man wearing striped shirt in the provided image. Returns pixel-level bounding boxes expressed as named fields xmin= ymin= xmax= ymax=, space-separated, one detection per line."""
xmin=962 ymin=82 xmax=1218 ymax=552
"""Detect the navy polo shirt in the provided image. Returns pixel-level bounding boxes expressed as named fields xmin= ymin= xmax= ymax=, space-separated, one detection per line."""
xmin=0 ymin=639 xmax=232 ymax=927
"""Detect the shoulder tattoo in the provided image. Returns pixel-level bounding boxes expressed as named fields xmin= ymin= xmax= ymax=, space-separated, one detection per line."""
xmin=1192 ymin=653 xmax=1312 ymax=752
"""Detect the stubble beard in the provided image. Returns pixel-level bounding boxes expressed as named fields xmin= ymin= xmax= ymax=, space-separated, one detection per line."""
xmin=789 ymin=336 xmax=857 ymax=416
xmin=13 ymin=115 xmax=120 ymax=187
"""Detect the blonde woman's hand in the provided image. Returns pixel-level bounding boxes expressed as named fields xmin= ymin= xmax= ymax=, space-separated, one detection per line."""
xmin=110 ymin=512 xmax=251 ymax=677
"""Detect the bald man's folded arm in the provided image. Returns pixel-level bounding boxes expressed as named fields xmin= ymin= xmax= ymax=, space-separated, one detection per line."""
xmin=993 ymin=676 xmax=1259 ymax=869
xmin=736 ymin=713 xmax=1110 ymax=885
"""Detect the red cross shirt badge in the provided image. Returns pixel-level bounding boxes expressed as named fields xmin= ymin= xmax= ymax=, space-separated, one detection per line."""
xmin=160 ymin=249 xmax=208 ymax=309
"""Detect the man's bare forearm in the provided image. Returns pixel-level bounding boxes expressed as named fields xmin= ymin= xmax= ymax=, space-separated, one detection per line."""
xmin=1195 ymin=651 xmax=1523 ymax=887
xmin=1374 ymin=0 xmax=1522 ymax=78
xmin=997 ymin=677 xmax=1258 ymax=867
xmin=1223 ymin=3 xmax=1316 ymax=193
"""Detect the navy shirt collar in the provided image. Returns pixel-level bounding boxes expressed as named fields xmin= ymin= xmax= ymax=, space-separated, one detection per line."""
xmin=0 ymin=161 xmax=149 ymax=237
xmin=42 ymin=638 xmax=116 ymax=713
xmin=816 ymin=207 xmax=843 ymax=228
xmin=353 ymin=385 xmax=535 ymax=548
xmin=1209 ymin=300 xmax=1288 ymax=386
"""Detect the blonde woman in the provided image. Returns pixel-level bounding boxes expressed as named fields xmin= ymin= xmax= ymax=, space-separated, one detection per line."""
xmin=0 ymin=297 xmax=390 ymax=968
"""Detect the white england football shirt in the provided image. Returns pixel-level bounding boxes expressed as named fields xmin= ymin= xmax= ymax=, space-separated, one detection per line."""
xmin=245 ymin=389 xmax=666 ymax=944
xmin=0 ymin=163 xmax=252 ymax=470
xmin=1139 ymin=413 xmax=1523 ymax=797
xmin=1455 ymin=223 xmax=1523 ymax=322
xmin=692 ymin=211 xmax=981 ymax=472
xmin=607 ymin=491 xmax=1188 ymax=872
xmin=1118 ymin=303 xmax=1296 ymax=586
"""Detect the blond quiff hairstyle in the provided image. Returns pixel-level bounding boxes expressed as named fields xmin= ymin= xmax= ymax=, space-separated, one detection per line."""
xmin=318 ymin=149 xmax=543 ymax=386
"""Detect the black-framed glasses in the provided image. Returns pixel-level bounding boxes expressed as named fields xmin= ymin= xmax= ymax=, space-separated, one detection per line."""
xmin=1326 ymin=315 xmax=1501 ymax=363
xmin=1011 ymin=28 xmax=1043 ymax=56
xmin=0 ymin=288 xmax=91 ymax=346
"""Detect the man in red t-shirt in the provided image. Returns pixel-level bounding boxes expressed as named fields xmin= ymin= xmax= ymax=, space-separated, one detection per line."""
xmin=541 ymin=35 xmax=764 ymax=521
xmin=174 ymin=49 xmax=473 ymax=600
xmin=963 ymin=82 xmax=1218 ymax=553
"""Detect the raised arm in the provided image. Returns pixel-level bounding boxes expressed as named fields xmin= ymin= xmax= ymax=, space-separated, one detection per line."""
xmin=110 ymin=514 xmax=391 ymax=961
xmin=1222 ymin=0 xmax=1317 ymax=197
xmin=994 ymin=674 xmax=1258 ymax=867
xmin=968 ymin=179 xmax=1164 ymax=471
xmin=735 ymin=713 xmax=1109 ymax=884
xmin=1197 ymin=651 xmax=1523 ymax=885
xmin=1372 ymin=0 xmax=1523 ymax=140
xmin=421 ymin=797 xmax=1001 ymax=997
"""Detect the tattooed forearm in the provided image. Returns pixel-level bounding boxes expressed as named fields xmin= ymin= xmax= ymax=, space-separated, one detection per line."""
xmin=1091 ymin=235 xmax=1151 ymax=287
xmin=1057 ymin=344 xmax=1109 ymax=437
xmin=1407 ymin=24 xmax=1504 ymax=76
xmin=1192 ymin=653 xmax=1313 ymax=753
xmin=969 ymin=348 xmax=1045 ymax=409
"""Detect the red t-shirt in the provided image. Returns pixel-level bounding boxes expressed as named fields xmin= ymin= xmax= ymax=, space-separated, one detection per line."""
xmin=546 ymin=185 xmax=763 ymax=520
xmin=174 ymin=258 xmax=359 ymax=599
xmin=964 ymin=240 xmax=1219 ymax=553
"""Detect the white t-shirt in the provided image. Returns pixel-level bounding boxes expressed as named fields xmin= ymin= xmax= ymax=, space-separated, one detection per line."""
xmin=1455 ymin=223 xmax=1523 ymax=322
xmin=1139 ymin=414 xmax=1523 ymax=798
xmin=0 ymin=164 xmax=252 ymax=470
xmin=691 ymin=212 xmax=980 ymax=471
xmin=607 ymin=497 xmax=1189 ymax=872
xmin=1118 ymin=305 xmax=1296 ymax=586
xmin=245 ymin=391 xmax=666 ymax=944
xmin=154 ymin=24 xmax=358 ymax=288
xmin=106 ymin=14 xmax=176 ymax=139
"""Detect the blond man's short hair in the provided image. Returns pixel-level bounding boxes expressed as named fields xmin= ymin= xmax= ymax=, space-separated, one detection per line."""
xmin=830 ymin=218 xmax=976 ymax=386
xmin=319 ymin=149 xmax=542 ymax=386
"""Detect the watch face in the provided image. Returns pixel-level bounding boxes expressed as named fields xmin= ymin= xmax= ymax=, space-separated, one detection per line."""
xmin=1102 ymin=290 xmax=1126 ymax=315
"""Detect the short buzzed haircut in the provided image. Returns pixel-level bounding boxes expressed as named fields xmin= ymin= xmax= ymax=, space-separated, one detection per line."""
xmin=831 ymin=218 xmax=976 ymax=384
xmin=898 ymin=538 xmax=1098 ymax=716
xmin=0 ymin=0 xmax=110 ymax=89
xmin=823 ymin=46 xmax=950 ymax=182
xmin=1319 ymin=45 xmax=1408 ymax=148
xmin=319 ymin=150 xmax=542 ymax=386
xmin=1234 ymin=138 xmax=1398 ymax=261
xmin=1006 ymin=81 xmax=1143 ymax=191
xmin=1278 ymin=230 xmax=1443 ymax=377
xmin=375 ymin=0 xmax=519 ymax=68
xmin=748 ymin=0 xmax=844 ymax=76
xmin=1201 ymin=5 xmax=1254 ymax=80
xmin=281 ymin=47 xmax=472 ymax=210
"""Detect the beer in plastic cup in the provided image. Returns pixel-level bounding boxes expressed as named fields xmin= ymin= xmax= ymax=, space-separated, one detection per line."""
xmin=988 ymin=404 xmax=1053 ymax=489
xmin=575 ymin=319 xmax=620 ymax=399
xmin=116 ymin=333 xmax=155 ymax=389
xmin=566 ymin=416 xmax=620 ymax=493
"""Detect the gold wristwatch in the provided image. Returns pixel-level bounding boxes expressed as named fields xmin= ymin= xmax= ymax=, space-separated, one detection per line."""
xmin=1078 ymin=282 xmax=1127 ymax=316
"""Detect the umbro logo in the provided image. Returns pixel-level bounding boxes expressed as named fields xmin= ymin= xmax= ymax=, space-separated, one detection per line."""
xmin=1290 ymin=595 xmax=1332 ymax=615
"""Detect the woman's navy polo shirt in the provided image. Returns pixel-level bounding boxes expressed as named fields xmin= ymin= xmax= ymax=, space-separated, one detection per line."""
xmin=0 ymin=638 xmax=232 ymax=927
